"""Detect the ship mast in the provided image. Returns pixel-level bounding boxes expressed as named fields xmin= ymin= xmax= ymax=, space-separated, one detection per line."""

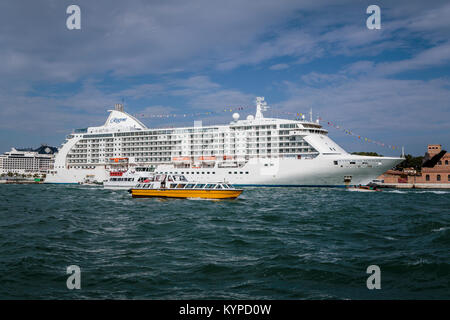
xmin=255 ymin=97 xmax=269 ymax=119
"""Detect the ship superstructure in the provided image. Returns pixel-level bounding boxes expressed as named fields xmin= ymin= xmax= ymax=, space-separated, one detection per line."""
xmin=45 ymin=97 xmax=403 ymax=186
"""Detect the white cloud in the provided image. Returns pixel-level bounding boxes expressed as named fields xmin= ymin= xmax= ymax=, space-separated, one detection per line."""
xmin=269 ymin=63 xmax=289 ymax=71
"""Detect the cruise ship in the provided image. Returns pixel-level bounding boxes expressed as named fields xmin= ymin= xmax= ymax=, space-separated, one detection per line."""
xmin=45 ymin=97 xmax=403 ymax=186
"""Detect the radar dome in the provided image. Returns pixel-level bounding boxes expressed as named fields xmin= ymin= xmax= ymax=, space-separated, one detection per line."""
xmin=247 ymin=115 xmax=254 ymax=121
xmin=232 ymin=113 xmax=240 ymax=121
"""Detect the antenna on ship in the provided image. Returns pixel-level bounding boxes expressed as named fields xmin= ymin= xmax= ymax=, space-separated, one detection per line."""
xmin=401 ymin=146 xmax=405 ymax=158
xmin=255 ymin=97 xmax=269 ymax=119
xmin=309 ymin=108 xmax=313 ymax=122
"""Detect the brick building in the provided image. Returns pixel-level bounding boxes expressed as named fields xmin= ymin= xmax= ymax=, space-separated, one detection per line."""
xmin=378 ymin=144 xmax=450 ymax=188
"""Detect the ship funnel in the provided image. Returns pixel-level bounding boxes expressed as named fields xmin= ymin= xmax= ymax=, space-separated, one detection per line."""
xmin=115 ymin=103 xmax=124 ymax=112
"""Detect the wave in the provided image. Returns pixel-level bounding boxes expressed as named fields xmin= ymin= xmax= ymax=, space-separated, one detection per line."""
xmin=385 ymin=190 xmax=408 ymax=194
xmin=416 ymin=190 xmax=450 ymax=195
xmin=432 ymin=227 xmax=449 ymax=232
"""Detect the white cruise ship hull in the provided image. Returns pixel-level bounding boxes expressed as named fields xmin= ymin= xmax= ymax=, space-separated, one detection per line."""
xmin=44 ymin=98 xmax=403 ymax=186
xmin=156 ymin=155 xmax=401 ymax=187
xmin=46 ymin=155 xmax=400 ymax=187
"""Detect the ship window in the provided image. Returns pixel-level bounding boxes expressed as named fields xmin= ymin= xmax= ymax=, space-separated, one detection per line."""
xmin=212 ymin=172 xmax=215 ymax=174
xmin=222 ymin=184 xmax=229 ymax=189
xmin=350 ymin=161 xmax=356 ymax=165
xmin=228 ymin=172 xmax=232 ymax=174
xmin=170 ymin=183 xmax=177 ymax=188
xmin=234 ymin=172 xmax=237 ymax=174
xmin=215 ymin=184 xmax=223 ymax=189
xmin=240 ymin=172 xmax=243 ymax=174
xmin=177 ymin=184 xmax=186 ymax=188
xmin=185 ymin=184 xmax=196 ymax=188
xmin=334 ymin=161 xmax=338 ymax=165
xmin=426 ymin=174 xmax=430 ymax=181
xmin=196 ymin=184 xmax=205 ymax=188
xmin=245 ymin=172 xmax=249 ymax=174
xmin=437 ymin=174 xmax=441 ymax=181
xmin=205 ymin=184 xmax=215 ymax=189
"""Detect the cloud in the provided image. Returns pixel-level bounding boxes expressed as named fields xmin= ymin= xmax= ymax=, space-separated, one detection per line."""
xmin=1 ymin=0 xmax=450 ymax=154
xmin=375 ymin=42 xmax=450 ymax=76
xmin=269 ymin=63 xmax=289 ymax=71
xmin=301 ymin=72 xmax=347 ymax=85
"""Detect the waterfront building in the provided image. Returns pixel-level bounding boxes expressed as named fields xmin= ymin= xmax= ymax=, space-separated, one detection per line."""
xmin=0 ymin=145 xmax=57 ymax=176
xmin=377 ymin=144 xmax=450 ymax=188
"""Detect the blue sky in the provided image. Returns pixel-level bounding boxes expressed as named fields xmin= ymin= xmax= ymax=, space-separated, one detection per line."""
xmin=0 ymin=0 xmax=449 ymax=156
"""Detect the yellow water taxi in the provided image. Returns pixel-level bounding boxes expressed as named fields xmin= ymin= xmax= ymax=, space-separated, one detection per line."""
xmin=129 ymin=174 xmax=243 ymax=199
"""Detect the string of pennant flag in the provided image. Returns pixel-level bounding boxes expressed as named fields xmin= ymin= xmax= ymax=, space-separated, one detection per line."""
xmin=321 ymin=117 xmax=400 ymax=150
xmin=133 ymin=106 xmax=250 ymax=119
xmin=133 ymin=107 xmax=400 ymax=151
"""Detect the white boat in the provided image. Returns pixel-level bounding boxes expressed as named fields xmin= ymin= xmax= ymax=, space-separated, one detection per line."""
xmin=346 ymin=185 xmax=381 ymax=192
xmin=103 ymin=167 xmax=154 ymax=190
xmin=45 ymin=97 xmax=403 ymax=186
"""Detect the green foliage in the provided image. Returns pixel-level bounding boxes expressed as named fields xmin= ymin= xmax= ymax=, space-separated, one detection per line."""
xmin=395 ymin=154 xmax=424 ymax=170
xmin=351 ymin=152 xmax=382 ymax=157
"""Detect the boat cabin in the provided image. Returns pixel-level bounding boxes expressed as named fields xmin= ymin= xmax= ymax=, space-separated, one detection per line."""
xmin=134 ymin=174 xmax=236 ymax=190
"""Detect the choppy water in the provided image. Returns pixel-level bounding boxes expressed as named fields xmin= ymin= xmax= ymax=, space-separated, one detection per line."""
xmin=0 ymin=184 xmax=448 ymax=299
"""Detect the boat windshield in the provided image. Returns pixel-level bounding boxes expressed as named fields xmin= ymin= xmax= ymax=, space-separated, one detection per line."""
xmin=173 ymin=175 xmax=187 ymax=182
xmin=195 ymin=184 xmax=206 ymax=189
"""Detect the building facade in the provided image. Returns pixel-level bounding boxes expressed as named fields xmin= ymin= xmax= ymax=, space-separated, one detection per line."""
xmin=378 ymin=144 xmax=450 ymax=187
xmin=0 ymin=145 xmax=57 ymax=175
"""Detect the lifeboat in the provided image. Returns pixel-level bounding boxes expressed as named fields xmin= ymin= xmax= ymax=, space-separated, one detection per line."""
xmin=198 ymin=156 xmax=216 ymax=161
xmin=129 ymin=174 xmax=243 ymax=199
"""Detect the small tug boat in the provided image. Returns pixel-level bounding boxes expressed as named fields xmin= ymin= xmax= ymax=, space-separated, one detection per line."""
xmin=128 ymin=174 xmax=243 ymax=199
xmin=347 ymin=184 xmax=382 ymax=192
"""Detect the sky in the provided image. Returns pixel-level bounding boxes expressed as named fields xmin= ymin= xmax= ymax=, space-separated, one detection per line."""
xmin=0 ymin=0 xmax=449 ymax=156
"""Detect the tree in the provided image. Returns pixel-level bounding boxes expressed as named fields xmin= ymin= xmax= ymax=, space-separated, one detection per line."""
xmin=351 ymin=152 xmax=383 ymax=157
xmin=395 ymin=154 xmax=424 ymax=171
